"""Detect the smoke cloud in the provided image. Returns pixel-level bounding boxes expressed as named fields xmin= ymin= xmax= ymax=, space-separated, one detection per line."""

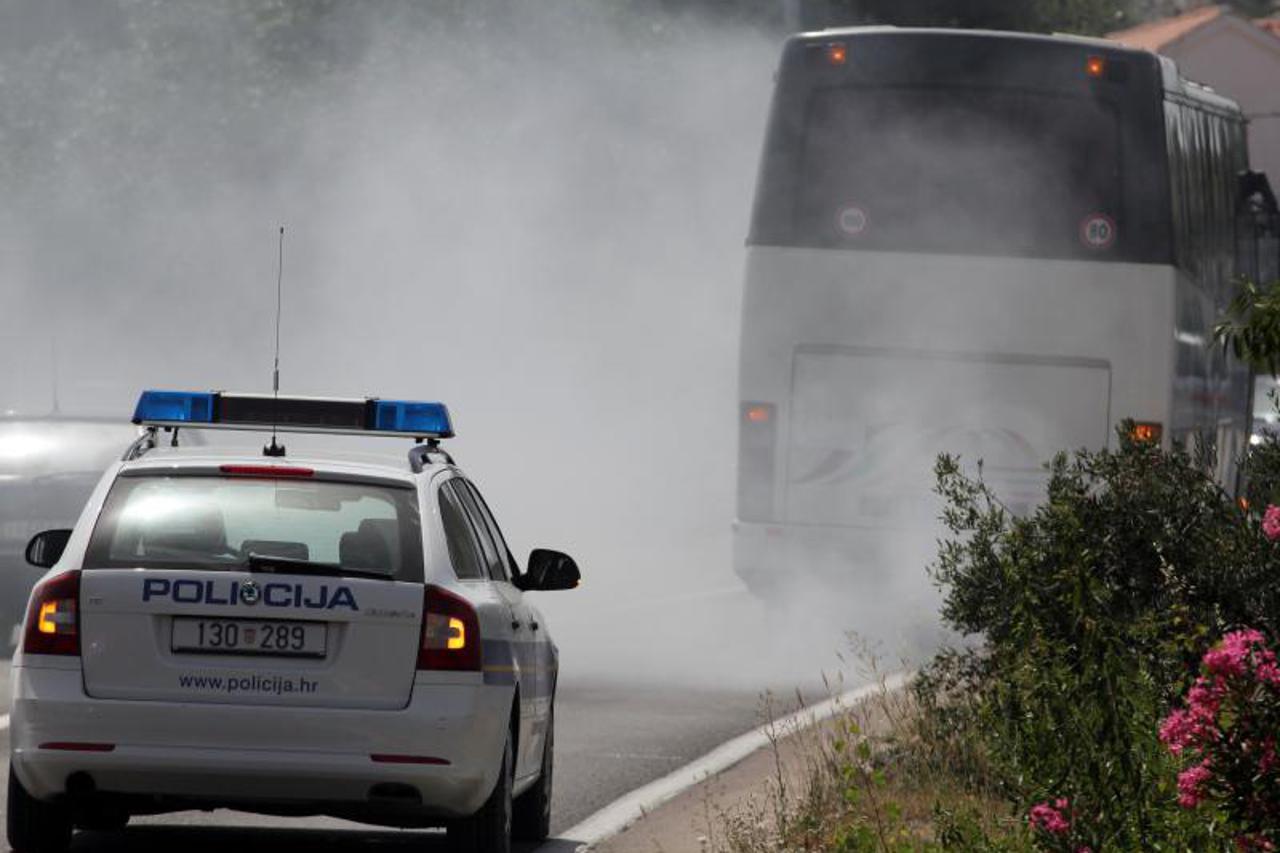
xmin=1 ymin=2 xmax=949 ymax=688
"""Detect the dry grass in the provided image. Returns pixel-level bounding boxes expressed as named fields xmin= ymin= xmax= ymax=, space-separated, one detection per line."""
xmin=700 ymin=665 xmax=1027 ymax=853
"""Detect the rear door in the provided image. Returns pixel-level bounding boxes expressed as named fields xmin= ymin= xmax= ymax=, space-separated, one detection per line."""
xmin=454 ymin=479 xmax=542 ymax=776
xmin=78 ymin=469 xmax=427 ymax=709
xmin=787 ymin=347 xmax=1112 ymax=524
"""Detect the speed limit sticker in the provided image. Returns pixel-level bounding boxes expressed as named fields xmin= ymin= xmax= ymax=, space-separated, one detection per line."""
xmin=836 ymin=204 xmax=868 ymax=236
xmin=1079 ymin=213 xmax=1116 ymax=250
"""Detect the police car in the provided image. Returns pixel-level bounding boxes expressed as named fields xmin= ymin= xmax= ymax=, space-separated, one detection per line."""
xmin=8 ymin=391 xmax=580 ymax=853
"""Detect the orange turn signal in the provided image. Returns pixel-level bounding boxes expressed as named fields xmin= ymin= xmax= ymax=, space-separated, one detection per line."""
xmin=1130 ymin=422 xmax=1162 ymax=444
xmin=1086 ymin=55 xmax=1106 ymax=78
xmin=826 ymin=43 xmax=847 ymax=66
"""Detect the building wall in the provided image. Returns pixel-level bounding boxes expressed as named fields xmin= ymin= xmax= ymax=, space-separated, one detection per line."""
xmin=1162 ymin=19 xmax=1280 ymax=185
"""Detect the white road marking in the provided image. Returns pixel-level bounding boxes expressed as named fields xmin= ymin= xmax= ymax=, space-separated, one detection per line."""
xmin=539 ymin=671 xmax=912 ymax=851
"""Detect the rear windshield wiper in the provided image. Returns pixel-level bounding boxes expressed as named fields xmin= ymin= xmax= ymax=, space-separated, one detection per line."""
xmin=245 ymin=553 xmax=389 ymax=581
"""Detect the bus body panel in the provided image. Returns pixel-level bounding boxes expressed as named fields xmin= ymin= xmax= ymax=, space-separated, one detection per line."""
xmin=734 ymin=247 xmax=1183 ymax=588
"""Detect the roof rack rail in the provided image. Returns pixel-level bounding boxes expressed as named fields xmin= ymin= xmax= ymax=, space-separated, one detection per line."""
xmin=408 ymin=439 xmax=454 ymax=473
xmin=122 ymin=426 xmax=158 ymax=462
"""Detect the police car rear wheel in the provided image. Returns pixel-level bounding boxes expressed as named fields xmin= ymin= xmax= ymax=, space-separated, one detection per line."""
xmin=447 ymin=733 xmax=512 ymax=853
xmin=512 ymin=703 xmax=553 ymax=841
xmin=7 ymin=767 xmax=73 ymax=853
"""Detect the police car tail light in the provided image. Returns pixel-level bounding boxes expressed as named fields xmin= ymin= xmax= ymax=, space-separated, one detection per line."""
xmin=417 ymin=585 xmax=481 ymax=672
xmin=23 ymin=570 xmax=80 ymax=656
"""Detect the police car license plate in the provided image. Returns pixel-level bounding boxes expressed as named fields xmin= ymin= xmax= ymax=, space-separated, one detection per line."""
xmin=171 ymin=618 xmax=326 ymax=658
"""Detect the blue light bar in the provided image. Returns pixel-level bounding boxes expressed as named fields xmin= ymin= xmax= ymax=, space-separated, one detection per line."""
xmin=132 ymin=391 xmax=216 ymax=425
xmin=371 ymin=400 xmax=454 ymax=438
xmin=131 ymin=391 xmax=455 ymax=439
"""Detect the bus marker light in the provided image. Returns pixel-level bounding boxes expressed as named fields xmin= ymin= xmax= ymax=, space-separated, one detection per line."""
xmin=746 ymin=406 xmax=771 ymax=424
xmin=1130 ymin=422 xmax=1162 ymax=444
xmin=1086 ymin=56 xmax=1106 ymax=78
xmin=826 ymin=44 xmax=847 ymax=65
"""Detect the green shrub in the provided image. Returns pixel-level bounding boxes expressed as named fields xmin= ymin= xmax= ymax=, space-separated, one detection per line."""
xmin=921 ymin=427 xmax=1280 ymax=848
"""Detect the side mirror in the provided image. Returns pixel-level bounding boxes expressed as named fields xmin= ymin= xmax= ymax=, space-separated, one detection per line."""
xmin=26 ymin=529 xmax=73 ymax=569
xmin=521 ymin=548 xmax=580 ymax=592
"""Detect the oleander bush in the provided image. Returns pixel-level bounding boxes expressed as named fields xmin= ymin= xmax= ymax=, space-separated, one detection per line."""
xmin=711 ymin=422 xmax=1280 ymax=851
xmin=917 ymin=424 xmax=1280 ymax=849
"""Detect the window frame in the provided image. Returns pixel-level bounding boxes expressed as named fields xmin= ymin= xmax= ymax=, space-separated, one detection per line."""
xmin=460 ymin=479 xmax=521 ymax=583
xmin=437 ymin=478 xmax=487 ymax=581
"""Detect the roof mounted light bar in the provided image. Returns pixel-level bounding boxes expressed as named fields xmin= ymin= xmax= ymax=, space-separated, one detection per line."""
xmin=132 ymin=391 xmax=454 ymax=439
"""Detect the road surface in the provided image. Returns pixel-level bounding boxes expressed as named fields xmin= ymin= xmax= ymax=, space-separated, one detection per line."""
xmin=0 ymin=659 xmax=790 ymax=851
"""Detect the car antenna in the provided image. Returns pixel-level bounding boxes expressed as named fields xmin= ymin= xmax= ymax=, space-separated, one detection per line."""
xmin=264 ymin=225 xmax=287 ymax=458
xmin=49 ymin=336 xmax=61 ymax=415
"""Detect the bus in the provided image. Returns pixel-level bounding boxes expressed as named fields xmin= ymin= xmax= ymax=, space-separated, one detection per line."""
xmin=733 ymin=27 xmax=1264 ymax=598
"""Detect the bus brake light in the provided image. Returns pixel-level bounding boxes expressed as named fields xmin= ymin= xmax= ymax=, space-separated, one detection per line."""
xmin=1130 ymin=422 xmax=1162 ymax=444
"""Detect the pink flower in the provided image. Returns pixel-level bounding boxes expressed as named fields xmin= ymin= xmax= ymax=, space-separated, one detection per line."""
xmin=1029 ymin=800 xmax=1071 ymax=835
xmin=1264 ymin=504 xmax=1280 ymax=541
xmin=1177 ymin=761 xmax=1213 ymax=809
xmin=1204 ymin=631 xmax=1268 ymax=679
xmin=1159 ymin=708 xmax=1195 ymax=753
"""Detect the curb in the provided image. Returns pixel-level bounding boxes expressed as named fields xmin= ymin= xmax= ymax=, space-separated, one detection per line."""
xmin=537 ymin=671 xmax=912 ymax=852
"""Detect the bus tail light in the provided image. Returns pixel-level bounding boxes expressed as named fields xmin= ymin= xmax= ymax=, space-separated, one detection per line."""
xmin=1130 ymin=421 xmax=1163 ymax=444
xmin=738 ymin=402 xmax=777 ymax=523
xmin=23 ymin=571 xmax=80 ymax=656
xmin=417 ymin=585 xmax=481 ymax=672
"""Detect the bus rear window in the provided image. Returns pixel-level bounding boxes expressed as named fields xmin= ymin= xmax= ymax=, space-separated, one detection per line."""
xmin=793 ymin=87 xmax=1123 ymax=258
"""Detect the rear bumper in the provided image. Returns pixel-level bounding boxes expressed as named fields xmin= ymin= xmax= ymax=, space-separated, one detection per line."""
xmin=731 ymin=520 xmax=936 ymax=595
xmin=9 ymin=660 xmax=510 ymax=819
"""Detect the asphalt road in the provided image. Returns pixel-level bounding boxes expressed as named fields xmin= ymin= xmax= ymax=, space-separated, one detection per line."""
xmin=0 ymin=660 xmax=779 ymax=852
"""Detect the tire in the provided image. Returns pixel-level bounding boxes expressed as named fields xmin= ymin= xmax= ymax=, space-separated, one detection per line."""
xmin=512 ymin=705 xmax=553 ymax=842
xmin=7 ymin=766 xmax=72 ymax=853
xmin=75 ymin=808 xmax=130 ymax=832
xmin=448 ymin=732 xmax=512 ymax=853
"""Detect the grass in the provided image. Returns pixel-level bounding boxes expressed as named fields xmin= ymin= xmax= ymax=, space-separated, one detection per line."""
xmin=699 ymin=661 xmax=1031 ymax=853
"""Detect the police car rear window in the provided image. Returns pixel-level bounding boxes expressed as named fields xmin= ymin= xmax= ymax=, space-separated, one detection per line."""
xmin=84 ymin=475 xmax=424 ymax=582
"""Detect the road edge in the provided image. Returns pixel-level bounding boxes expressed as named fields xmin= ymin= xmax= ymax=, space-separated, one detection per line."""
xmin=538 ymin=670 xmax=912 ymax=852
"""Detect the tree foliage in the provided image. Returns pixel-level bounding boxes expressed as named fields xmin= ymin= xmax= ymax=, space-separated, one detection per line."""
xmin=1214 ymin=278 xmax=1280 ymax=378
xmin=828 ymin=0 xmax=1131 ymax=35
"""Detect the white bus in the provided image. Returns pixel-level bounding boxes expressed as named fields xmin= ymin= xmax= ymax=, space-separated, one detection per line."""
xmin=734 ymin=28 xmax=1261 ymax=597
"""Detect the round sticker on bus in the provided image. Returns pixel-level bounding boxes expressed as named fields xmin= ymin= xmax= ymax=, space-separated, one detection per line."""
xmin=836 ymin=204 xmax=868 ymax=237
xmin=1079 ymin=213 xmax=1116 ymax=250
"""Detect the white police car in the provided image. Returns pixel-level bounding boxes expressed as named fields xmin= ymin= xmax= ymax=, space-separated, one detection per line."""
xmin=8 ymin=391 xmax=579 ymax=853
